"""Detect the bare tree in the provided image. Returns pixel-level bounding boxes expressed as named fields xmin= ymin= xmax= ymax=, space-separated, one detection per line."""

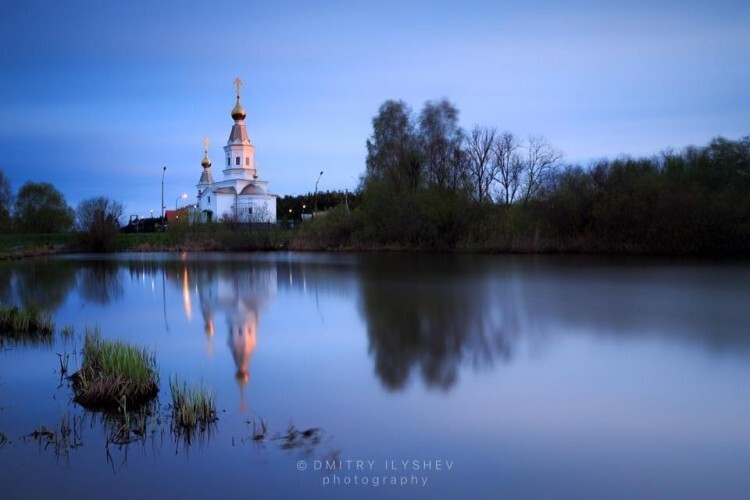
xmin=75 ymin=196 xmax=124 ymax=251
xmin=520 ymin=135 xmax=562 ymax=204
xmin=464 ymin=126 xmax=497 ymax=204
xmin=250 ymin=203 xmax=272 ymax=224
xmin=494 ymin=132 xmax=523 ymax=205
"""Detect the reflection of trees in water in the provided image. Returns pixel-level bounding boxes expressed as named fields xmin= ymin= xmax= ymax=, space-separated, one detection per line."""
xmin=360 ymin=255 xmax=750 ymax=392
xmin=514 ymin=257 xmax=750 ymax=354
xmin=77 ymin=261 xmax=124 ymax=305
xmin=0 ymin=260 xmax=78 ymax=311
xmin=0 ymin=259 xmax=125 ymax=311
xmin=0 ymin=265 xmax=13 ymax=304
xmin=358 ymin=256 xmax=521 ymax=391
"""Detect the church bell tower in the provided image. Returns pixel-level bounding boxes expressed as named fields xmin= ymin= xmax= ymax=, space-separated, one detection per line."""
xmin=222 ymin=77 xmax=257 ymax=181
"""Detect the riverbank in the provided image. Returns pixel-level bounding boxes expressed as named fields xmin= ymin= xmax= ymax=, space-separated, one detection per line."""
xmin=3 ymin=227 xmax=747 ymax=260
xmin=0 ymin=233 xmax=74 ymax=260
xmin=0 ymin=229 xmax=291 ymax=260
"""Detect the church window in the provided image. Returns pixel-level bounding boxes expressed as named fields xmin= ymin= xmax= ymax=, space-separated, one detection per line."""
xmin=208 ymin=196 xmax=211 ymax=204
xmin=248 ymin=207 xmax=253 ymax=214
xmin=227 ymin=156 xmax=230 ymax=166
xmin=245 ymin=157 xmax=250 ymax=166
xmin=235 ymin=156 xmax=241 ymax=166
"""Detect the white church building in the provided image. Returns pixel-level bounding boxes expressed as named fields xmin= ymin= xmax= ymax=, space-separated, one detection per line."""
xmin=194 ymin=78 xmax=277 ymax=223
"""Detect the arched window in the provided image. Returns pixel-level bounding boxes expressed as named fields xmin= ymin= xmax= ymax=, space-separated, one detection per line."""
xmin=235 ymin=156 xmax=241 ymax=166
xmin=245 ymin=157 xmax=250 ymax=166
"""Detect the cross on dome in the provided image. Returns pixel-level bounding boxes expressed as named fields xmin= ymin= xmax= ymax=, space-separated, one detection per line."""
xmin=231 ymin=77 xmax=247 ymax=121
xmin=234 ymin=77 xmax=243 ymax=98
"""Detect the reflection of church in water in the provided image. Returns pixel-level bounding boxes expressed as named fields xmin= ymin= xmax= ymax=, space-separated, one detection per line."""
xmin=179 ymin=261 xmax=277 ymax=411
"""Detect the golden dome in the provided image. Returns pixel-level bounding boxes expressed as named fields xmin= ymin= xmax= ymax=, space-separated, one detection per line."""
xmin=231 ymin=97 xmax=246 ymax=121
xmin=201 ymin=152 xmax=211 ymax=169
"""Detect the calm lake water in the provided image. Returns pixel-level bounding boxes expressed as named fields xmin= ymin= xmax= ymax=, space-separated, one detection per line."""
xmin=1 ymin=252 xmax=749 ymax=499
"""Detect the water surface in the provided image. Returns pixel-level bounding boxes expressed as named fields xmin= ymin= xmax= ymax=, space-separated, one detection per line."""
xmin=0 ymin=252 xmax=749 ymax=499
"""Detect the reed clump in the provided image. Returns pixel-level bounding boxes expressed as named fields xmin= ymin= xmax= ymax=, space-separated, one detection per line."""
xmin=70 ymin=327 xmax=158 ymax=410
xmin=169 ymin=376 xmax=217 ymax=432
xmin=0 ymin=303 xmax=54 ymax=336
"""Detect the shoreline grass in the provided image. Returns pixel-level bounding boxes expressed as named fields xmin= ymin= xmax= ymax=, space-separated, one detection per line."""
xmin=70 ymin=327 xmax=158 ymax=410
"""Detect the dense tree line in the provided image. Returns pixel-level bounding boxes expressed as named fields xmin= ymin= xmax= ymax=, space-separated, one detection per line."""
xmin=543 ymin=137 xmax=750 ymax=254
xmin=277 ymin=190 xmax=360 ymax=221
xmin=303 ymin=98 xmax=750 ymax=256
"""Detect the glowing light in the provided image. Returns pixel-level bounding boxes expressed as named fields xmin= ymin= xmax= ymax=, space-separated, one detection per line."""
xmin=182 ymin=267 xmax=192 ymax=321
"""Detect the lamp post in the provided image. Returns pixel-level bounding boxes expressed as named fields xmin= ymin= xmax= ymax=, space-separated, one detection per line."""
xmin=175 ymin=193 xmax=187 ymax=210
xmin=313 ymin=170 xmax=323 ymax=217
xmin=161 ymin=166 xmax=167 ymax=219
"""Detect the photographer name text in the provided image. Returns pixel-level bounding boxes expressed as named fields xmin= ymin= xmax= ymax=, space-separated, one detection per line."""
xmin=313 ymin=459 xmax=454 ymax=472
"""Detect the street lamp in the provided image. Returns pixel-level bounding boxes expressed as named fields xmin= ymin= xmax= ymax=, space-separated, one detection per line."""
xmin=161 ymin=166 xmax=167 ymax=219
xmin=150 ymin=209 xmax=154 ymax=219
xmin=175 ymin=193 xmax=187 ymax=210
xmin=313 ymin=170 xmax=323 ymax=216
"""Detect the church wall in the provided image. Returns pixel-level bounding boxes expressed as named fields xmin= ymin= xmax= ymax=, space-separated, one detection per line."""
xmin=216 ymin=193 xmax=236 ymax=222
xmin=198 ymin=188 xmax=217 ymax=215
xmin=235 ymin=195 xmax=276 ymax=223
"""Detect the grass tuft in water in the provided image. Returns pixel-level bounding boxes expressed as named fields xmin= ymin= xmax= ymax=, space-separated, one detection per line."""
xmin=169 ymin=376 xmax=217 ymax=432
xmin=70 ymin=326 xmax=159 ymax=410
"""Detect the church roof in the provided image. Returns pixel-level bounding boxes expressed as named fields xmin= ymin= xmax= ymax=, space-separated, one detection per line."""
xmin=213 ymin=187 xmax=236 ymax=194
xmin=228 ymin=123 xmax=250 ymax=144
xmin=240 ymin=184 xmax=267 ymax=195
xmin=198 ymin=171 xmax=214 ymax=185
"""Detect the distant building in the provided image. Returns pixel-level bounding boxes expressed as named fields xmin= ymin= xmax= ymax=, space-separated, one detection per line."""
xmin=194 ymin=77 xmax=277 ymax=223
xmin=164 ymin=208 xmax=189 ymax=223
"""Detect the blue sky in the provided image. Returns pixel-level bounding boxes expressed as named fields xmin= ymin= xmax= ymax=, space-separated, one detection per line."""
xmin=1 ymin=0 xmax=748 ymax=217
